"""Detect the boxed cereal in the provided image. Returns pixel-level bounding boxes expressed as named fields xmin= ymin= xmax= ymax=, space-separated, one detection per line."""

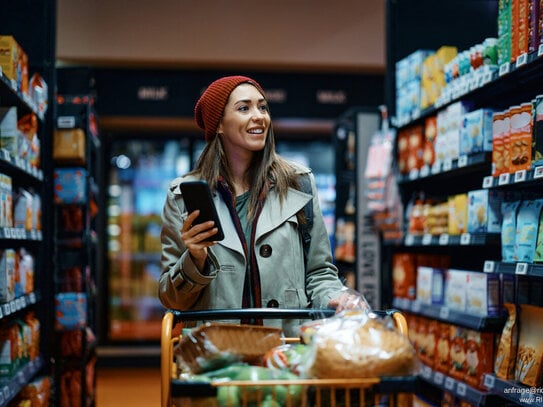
xmin=0 ymin=249 xmax=16 ymax=303
xmin=53 ymin=128 xmax=86 ymax=165
xmin=53 ymin=168 xmax=87 ymax=204
xmin=467 ymin=189 xmax=504 ymax=233
xmin=392 ymin=253 xmax=417 ymax=300
xmin=465 ymin=271 xmax=500 ymax=316
xmin=416 ymin=266 xmax=445 ymax=305
xmin=0 ymin=107 xmax=18 ymax=157
xmin=448 ymin=193 xmax=468 ymax=235
xmin=460 ymin=108 xmax=494 ymax=155
xmin=444 ymin=269 xmax=467 ymax=312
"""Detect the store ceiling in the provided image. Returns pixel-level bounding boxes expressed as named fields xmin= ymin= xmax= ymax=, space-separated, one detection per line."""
xmin=56 ymin=0 xmax=386 ymax=73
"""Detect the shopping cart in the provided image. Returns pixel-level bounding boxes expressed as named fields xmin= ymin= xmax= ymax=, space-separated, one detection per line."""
xmin=161 ymin=308 xmax=415 ymax=407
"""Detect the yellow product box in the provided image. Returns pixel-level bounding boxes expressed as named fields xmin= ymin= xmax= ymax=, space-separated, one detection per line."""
xmin=53 ymin=128 xmax=86 ymax=165
xmin=448 ymin=193 xmax=468 ymax=235
xmin=0 ymin=36 xmax=28 ymax=93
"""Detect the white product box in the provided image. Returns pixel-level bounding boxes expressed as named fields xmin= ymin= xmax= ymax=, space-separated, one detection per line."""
xmin=467 ymin=189 xmax=504 ymax=233
xmin=416 ymin=266 xmax=445 ymax=305
xmin=466 ymin=271 xmax=500 ymax=316
xmin=444 ymin=269 xmax=468 ymax=312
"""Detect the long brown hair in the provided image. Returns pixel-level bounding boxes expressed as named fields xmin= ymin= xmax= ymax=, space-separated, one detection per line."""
xmin=189 ymin=124 xmax=300 ymax=221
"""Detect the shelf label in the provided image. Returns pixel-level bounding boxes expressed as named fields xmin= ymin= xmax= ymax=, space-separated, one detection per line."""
xmin=458 ymin=155 xmax=468 ymax=167
xmin=483 ymin=374 xmax=495 ymax=389
xmin=405 ymin=234 xmax=415 ymax=246
xmin=439 ymin=307 xmax=450 ymax=320
xmin=516 ymin=53 xmax=528 ymax=67
xmin=421 ymin=365 xmax=432 ymax=379
xmin=409 ymin=169 xmax=419 ymax=180
xmin=534 ymin=166 xmax=543 ymax=179
xmin=539 ymin=43 xmax=543 ymax=57
xmin=439 ymin=234 xmax=449 ymax=245
xmin=482 ymin=70 xmax=493 ymax=84
xmin=434 ymin=372 xmax=445 ymax=386
xmin=57 ymin=115 xmax=76 ymax=128
xmin=443 ymin=158 xmax=453 ymax=172
xmin=411 ymin=301 xmax=421 ymax=313
xmin=457 ymin=382 xmax=467 ymax=396
xmin=515 ymin=262 xmax=529 ymax=275
xmin=482 ymin=175 xmax=494 ymax=188
xmin=483 ymin=260 xmax=496 ymax=273
xmin=499 ymin=62 xmax=510 ymax=76
xmin=514 ymin=169 xmax=527 ymax=183
xmin=422 ymin=234 xmax=433 ymax=245
xmin=419 ymin=165 xmax=430 ymax=178
xmin=498 ymin=172 xmax=510 ymax=185
xmin=444 ymin=377 xmax=455 ymax=391
xmin=460 ymin=233 xmax=471 ymax=245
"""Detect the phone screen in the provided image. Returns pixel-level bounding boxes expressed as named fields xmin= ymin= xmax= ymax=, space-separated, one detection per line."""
xmin=180 ymin=180 xmax=225 ymax=241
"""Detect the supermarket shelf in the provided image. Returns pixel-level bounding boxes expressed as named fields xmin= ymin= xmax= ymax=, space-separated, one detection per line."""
xmin=403 ymin=232 xmax=500 ymax=248
xmin=0 ymin=72 xmax=43 ymax=121
xmin=0 ymin=228 xmax=42 ymax=241
xmin=483 ymin=260 xmax=543 ymax=278
xmin=398 ymin=152 xmax=491 ymax=184
xmin=0 ymin=149 xmax=43 ymax=184
xmin=0 ymin=292 xmax=38 ymax=321
xmin=0 ymin=356 xmax=44 ymax=407
xmin=419 ymin=364 xmax=500 ymax=407
xmin=481 ymin=165 xmax=543 ymax=190
xmin=483 ymin=374 xmax=543 ymax=407
xmin=392 ymin=298 xmax=506 ymax=331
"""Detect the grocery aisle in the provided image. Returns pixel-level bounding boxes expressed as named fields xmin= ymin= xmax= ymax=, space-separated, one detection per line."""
xmin=96 ymin=367 xmax=160 ymax=406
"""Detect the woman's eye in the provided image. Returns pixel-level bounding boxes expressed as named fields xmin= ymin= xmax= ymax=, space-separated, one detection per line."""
xmin=238 ymin=105 xmax=249 ymax=112
xmin=259 ymin=105 xmax=269 ymax=112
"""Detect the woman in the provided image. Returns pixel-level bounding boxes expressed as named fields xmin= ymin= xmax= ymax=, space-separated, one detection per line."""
xmin=158 ymin=75 xmax=367 ymax=334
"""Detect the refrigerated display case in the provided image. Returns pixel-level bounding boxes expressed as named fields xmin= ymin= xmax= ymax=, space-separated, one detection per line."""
xmin=106 ymin=138 xmax=193 ymax=342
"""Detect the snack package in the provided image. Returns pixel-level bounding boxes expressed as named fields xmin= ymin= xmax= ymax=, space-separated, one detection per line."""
xmin=300 ymin=310 xmax=419 ymax=379
xmin=494 ymin=303 xmax=519 ymax=380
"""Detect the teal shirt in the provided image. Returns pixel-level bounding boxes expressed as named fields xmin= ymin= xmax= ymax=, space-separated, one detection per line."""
xmin=235 ymin=191 xmax=254 ymax=306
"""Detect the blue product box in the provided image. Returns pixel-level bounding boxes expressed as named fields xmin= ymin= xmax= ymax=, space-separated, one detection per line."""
xmin=54 ymin=167 xmax=87 ymax=204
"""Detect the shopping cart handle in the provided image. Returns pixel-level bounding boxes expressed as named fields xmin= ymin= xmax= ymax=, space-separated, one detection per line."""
xmin=165 ymin=308 xmax=401 ymax=323
xmin=166 ymin=308 xmax=335 ymax=322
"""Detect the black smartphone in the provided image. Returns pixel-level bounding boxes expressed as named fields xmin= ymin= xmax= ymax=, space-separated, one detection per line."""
xmin=180 ymin=180 xmax=225 ymax=241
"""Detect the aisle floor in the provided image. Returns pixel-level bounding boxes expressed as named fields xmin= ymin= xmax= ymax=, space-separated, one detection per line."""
xmin=96 ymin=366 xmax=161 ymax=406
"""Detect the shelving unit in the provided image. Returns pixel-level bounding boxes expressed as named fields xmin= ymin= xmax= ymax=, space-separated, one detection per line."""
xmin=333 ymin=107 xmax=382 ymax=305
xmin=0 ymin=2 xmax=56 ymax=406
xmin=52 ymin=95 xmax=101 ymax=407
xmin=385 ymin=1 xmax=543 ymax=406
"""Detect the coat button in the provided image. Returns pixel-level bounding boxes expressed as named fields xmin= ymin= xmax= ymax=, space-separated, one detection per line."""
xmin=259 ymin=244 xmax=272 ymax=258
xmin=267 ymin=299 xmax=279 ymax=308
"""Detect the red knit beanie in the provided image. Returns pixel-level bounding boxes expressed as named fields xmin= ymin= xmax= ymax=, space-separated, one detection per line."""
xmin=194 ymin=75 xmax=266 ymax=142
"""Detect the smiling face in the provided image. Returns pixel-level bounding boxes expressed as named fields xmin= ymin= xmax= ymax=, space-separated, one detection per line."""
xmin=217 ymin=83 xmax=270 ymax=161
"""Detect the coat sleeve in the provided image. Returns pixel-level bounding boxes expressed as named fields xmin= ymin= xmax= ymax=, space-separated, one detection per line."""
xmin=302 ymin=172 xmax=346 ymax=308
xmin=158 ymin=179 xmax=218 ymax=309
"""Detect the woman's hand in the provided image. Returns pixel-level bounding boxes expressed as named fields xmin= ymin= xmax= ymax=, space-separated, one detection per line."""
xmin=328 ymin=289 xmax=371 ymax=313
xmin=181 ymin=210 xmax=219 ymax=271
